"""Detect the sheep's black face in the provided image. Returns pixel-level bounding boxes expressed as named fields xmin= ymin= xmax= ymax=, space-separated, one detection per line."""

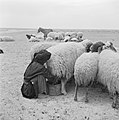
xmin=86 ymin=43 xmax=93 ymax=52
xmin=80 ymin=36 xmax=82 ymax=38
xmin=55 ymin=37 xmax=58 ymax=40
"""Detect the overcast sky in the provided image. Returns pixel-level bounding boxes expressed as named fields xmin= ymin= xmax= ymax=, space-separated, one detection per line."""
xmin=0 ymin=0 xmax=119 ymax=29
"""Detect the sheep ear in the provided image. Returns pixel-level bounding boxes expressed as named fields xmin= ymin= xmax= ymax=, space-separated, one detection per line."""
xmin=98 ymin=47 xmax=102 ymax=54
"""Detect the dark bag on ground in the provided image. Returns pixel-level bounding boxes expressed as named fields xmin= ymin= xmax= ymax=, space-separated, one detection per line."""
xmin=21 ymin=81 xmax=36 ymax=99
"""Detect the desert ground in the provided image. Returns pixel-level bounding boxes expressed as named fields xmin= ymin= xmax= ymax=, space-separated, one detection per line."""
xmin=0 ymin=28 xmax=119 ymax=120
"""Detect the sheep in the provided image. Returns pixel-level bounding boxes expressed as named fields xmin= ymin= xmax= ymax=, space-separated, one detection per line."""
xmin=54 ymin=32 xmax=64 ymax=40
xmin=97 ymin=47 xmax=119 ymax=109
xmin=70 ymin=38 xmax=79 ymax=42
xmin=28 ymin=36 xmax=41 ymax=42
xmin=0 ymin=36 xmax=15 ymax=42
xmin=64 ymin=32 xmax=77 ymax=42
xmin=46 ymin=39 xmax=93 ymax=95
xmin=26 ymin=32 xmax=44 ymax=42
xmin=76 ymin=32 xmax=84 ymax=42
xmin=47 ymin=32 xmax=56 ymax=39
xmin=65 ymin=32 xmax=71 ymax=37
xmin=58 ymin=31 xmax=65 ymax=38
xmin=77 ymin=32 xmax=83 ymax=38
xmin=81 ymin=39 xmax=93 ymax=52
xmin=35 ymin=32 xmax=44 ymax=39
xmin=26 ymin=34 xmax=36 ymax=39
xmin=73 ymin=42 xmax=116 ymax=102
xmin=64 ymin=36 xmax=71 ymax=42
xmin=70 ymin=32 xmax=77 ymax=39
xmin=104 ymin=41 xmax=117 ymax=52
xmin=47 ymin=32 xmax=64 ymax=40
xmin=74 ymin=52 xmax=99 ymax=102
xmin=65 ymin=32 xmax=77 ymax=38
xmin=30 ymin=41 xmax=59 ymax=60
xmin=46 ymin=37 xmax=53 ymax=41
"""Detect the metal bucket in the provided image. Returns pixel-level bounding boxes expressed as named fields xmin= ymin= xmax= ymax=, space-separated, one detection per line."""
xmin=47 ymin=83 xmax=61 ymax=96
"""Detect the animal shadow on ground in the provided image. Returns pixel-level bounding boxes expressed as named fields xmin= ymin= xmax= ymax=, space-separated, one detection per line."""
xmin=37 ymin=76 xmax=113 ymax=107
xmin=66 ymin=77 xmax=113 ymax=105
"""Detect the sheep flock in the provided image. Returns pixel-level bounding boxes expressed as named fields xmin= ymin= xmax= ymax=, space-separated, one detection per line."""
xmin=29 ymin=29 xmax=119 ymax=109
xmin=26 ymin=31 xmax=84 ymax=42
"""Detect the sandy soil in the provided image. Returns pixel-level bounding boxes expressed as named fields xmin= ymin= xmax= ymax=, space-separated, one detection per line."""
xmin=0 ymin=29 xmax=119 ymax=120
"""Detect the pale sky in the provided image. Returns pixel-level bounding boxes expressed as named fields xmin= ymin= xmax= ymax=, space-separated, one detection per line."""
xmin=0 ymin=0 xmax=119 ymax=29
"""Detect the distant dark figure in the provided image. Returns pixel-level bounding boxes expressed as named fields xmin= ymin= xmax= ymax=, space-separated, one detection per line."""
xmin=22 ymin=50 xmax=55 ymax=99
xmin=90 ymin=41 xmax=105 ymax=52
xmin=26 ymin=34 xmax=36 ymax=39
xmin=0 ymin=49 xmax=4 ymax=54
xmin=37 ymin=27 xmax=53 ymax=39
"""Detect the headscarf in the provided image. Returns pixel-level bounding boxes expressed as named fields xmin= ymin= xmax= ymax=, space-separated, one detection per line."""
xmin=33 ymin=49 xmax=51 ymax=65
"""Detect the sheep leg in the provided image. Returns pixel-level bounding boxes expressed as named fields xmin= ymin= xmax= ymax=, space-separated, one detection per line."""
xmin=74 ymin=82 xmax=78 ymax=101
xmin=61 ymin=79 xmax=67 ymax=95
xmin=85 ymin=87 xmax=89 ymax=103
xmin=85 ymin=81 xmax=93 ymax=103
xmin=100 ymin=86 xmax=107 ymax=93
xmin=112 ymin=93 xmax=119 ymax=109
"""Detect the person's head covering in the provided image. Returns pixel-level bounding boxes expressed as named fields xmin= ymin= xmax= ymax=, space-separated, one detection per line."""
xmin=33 ymin=50 xmax=51 ymax=65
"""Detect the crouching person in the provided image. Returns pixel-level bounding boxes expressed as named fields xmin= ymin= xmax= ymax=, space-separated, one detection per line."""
xmin=21 ymin=49 xmax=55 ymax=99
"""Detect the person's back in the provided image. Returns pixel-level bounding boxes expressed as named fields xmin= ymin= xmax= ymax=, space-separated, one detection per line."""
xmin=23 ymin=50 xmax=55 ymax=98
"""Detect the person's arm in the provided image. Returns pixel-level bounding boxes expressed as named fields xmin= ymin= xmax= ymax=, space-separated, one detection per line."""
xmin=41 ymin=66 xmax=54 ymax=79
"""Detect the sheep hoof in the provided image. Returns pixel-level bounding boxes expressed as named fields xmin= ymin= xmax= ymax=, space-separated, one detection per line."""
xmin=85 ymin=99 xmax=89 ymax=103
xmin=61 ymin=91 xmax=67 ymax=95
xmin=74 ymin=98 xmax=77 ymax=101
xmin=112 ymin=102 xmax=119 ymax=109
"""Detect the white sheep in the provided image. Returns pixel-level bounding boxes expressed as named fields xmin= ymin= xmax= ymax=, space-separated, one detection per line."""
xmin=70 ymin=38 xmax=79 ymax=42
xmin=74 ymin=52 xmax=99 ymax=102
xmin=65 ymin=32 xmax=77 ymax=38
xmin=58 ymin=31 xmax=65 ymax=38
xmin=46 ymin=39 xmax=93 ymax=95
xmin=47 ymin=32 xmax=56 ymax=39
xmin=97 ymin=48 xmax=119 ymax=109
xmin=46 ymin=37 xmax=53 ymax=41
xmin=28 ymin=36 xmax=41 ymax=42
xmin=77 ymin=32 xmax=83 ymax=38
xmin=30 ymin=41 xmax=59 ymax=60
xmin=0 ymin=36 xmax=15 ymax=42
xmin=54 ymin=32 xmax=64 ymax=40
xmin=76 ymin=32 xmax=84 ymax=42
xmin=47 ymin=32 xmax=64 ymax=40
xmin=35 ymin=32 xmax=44 ymax=39
xmin=73 ymin=42 xmax=116 ymax=103
xmin=64 ymin=36 xmax=71 ymax=42
xmin=65 ymin=32 xmax=71 ymax=37
xmin=70 ymin=32 xmax=77 ymax=39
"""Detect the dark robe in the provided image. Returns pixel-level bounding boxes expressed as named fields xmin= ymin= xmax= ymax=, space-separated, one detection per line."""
xmin=24 ymin=50 xmax=54 ymax=97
